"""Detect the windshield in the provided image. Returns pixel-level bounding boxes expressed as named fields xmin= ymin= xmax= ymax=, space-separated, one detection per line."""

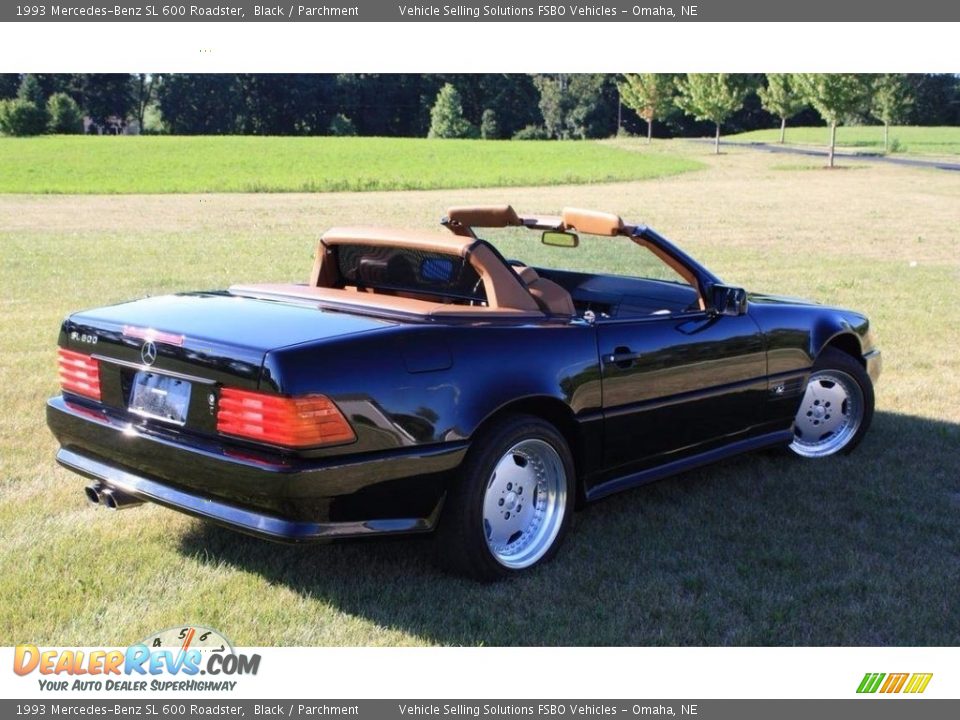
xmin=475 ymin=228 xmax=692 ymax=287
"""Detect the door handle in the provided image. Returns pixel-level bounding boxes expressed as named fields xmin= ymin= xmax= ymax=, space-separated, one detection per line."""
xmin=604 ymin=346 xmax=642 ymax=368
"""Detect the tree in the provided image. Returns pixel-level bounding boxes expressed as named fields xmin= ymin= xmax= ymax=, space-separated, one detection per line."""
xmin=17 ymin=74 xmax=46 ymax=107
xmin=618 ymin=73 xmax=675 ymax=143
xmin=132 ymin=73 xmax=158 ymax=131
xmin=157 ymin=74 xmax=243 ymax=134
xmin=795 ymin=74 xmax=872 ymax=167
xmin=674 ymin=74 xmax=750 ymax=154
xmin=427 ymin=83 xmax=473 ymax=138
xmin=0 ymin=75 xmax=49 ymax=136
xmin=328 ymin=113 xmax=356 ymax=136
xmin=757 ymin=74 xmax=806 ymax=143
xmin=0 ymin=74 xmax=20 ymax=100
xmin=469 ymin=74 xmax=540 ymax=138
xmin=32 ymin=74 xmax=80 ymax=103
xmin=0 ymin=99 xmax=48 ymax=136
xmin=78 ymin=74 xmax=134 ymax=129
xmin=512 ymin=124 xmax=550 ymax=140
xmin=904 ymin=74 xmax=960 ymax=125
xmin=480 ymin=109 xmax=499 ymax=139
xmin=533 ymin=74 xmax=617 ymax=140
xmin=47 ymin=93 xmax=83 ymax=134
xmin=872 ymin=74 xmax=912 ymax=152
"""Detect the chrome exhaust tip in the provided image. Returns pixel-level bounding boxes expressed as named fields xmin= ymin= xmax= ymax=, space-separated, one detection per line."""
xmin=84 ymin=483 xmax=104 ymax=506
xmin=99 ymin=487 xmax=145 ymax=511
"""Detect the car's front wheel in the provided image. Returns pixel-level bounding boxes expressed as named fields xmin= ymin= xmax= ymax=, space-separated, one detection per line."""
xmin=789 ymin=347 xmax=874 ymax=458
xmin=436 ymin=415 xmax=575 ymax=581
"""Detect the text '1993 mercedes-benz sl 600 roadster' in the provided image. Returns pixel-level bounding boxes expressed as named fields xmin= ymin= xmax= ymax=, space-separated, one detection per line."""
xmin=48 ymin=206 xmax=881 ymax=579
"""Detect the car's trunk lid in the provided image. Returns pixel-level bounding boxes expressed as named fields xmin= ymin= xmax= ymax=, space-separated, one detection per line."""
xmin=60 ymin=292 xmax=395 ymax=437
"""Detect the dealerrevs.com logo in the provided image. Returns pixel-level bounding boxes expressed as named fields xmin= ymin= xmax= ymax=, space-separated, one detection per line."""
xmin=857 ymin=672 xmax=933 ymax=694
xmin=13 ymin=626 xmax=260 ymax=692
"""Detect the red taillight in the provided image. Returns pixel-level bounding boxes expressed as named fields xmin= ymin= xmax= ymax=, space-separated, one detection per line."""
xmin=57 ymin=348 xmax=101 ymax=401
xmin=216 ymin=388 xmax=356 ymax=448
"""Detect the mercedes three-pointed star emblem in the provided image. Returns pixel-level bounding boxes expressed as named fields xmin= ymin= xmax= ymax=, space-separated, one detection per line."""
xmin=141 ymin=341 xmax=158 ymax=366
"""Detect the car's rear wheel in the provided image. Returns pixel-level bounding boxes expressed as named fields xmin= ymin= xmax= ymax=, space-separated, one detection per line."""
xmin=788 ymin=347 xmax=874 ymax=458
xmin=436 ymin=415 xmax=575 ymax=581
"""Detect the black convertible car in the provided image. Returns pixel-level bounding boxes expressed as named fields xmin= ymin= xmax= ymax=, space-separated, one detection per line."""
xmin=48 ymin=206 xmax=881 ymax=579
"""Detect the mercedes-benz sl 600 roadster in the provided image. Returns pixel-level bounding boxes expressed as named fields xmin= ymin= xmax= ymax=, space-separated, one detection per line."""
xmin=48 ymin=206 xmax=881 ymax=579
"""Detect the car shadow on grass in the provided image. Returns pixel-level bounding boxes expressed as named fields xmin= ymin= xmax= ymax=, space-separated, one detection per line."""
xmin=178 ymin=410 xmax=960 ymax=646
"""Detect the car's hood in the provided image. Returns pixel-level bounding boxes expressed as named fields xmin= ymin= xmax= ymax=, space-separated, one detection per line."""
xmin=747 ymin=291 xmax=821 ymax=307
xmin=748 ymin=291 xmax=868 ymax=325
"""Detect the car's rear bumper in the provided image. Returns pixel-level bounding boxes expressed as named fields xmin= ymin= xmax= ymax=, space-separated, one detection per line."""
xmin=864 ymin=349 xmax=882 ymax=384
xmin=47 ymin=395 xmax=467 ymax=542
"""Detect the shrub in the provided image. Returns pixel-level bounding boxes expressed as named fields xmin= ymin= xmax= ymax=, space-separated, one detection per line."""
xmin=328 ymin=113 xmax=357 ymax=136
xmin=480 ymin=109 xmax=499 ymax=139
xmin=47 ymin=93 xmax=84 ymax=134
xmin=0 ymin=98 xmax=48 ymax=136
xmin=428 ymin=83 xmax=474 ymax=139
xmin=512 ymin=124 xmax=551 ymax=140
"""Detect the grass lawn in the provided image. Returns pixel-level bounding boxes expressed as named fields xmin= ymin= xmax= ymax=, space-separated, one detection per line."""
xmin=0 ymin=135 xmax=702 ymax=194
xmin=1 ymin=151 xmax=958 ymax=646
xmin=726 ymin=125 xmax=960 ymax=156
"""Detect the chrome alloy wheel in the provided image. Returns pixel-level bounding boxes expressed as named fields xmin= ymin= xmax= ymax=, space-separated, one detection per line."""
xmin=482 ymin=439 xmax=568 ymax=569
xmin=789 ymin=369 xmax=864 ymax=458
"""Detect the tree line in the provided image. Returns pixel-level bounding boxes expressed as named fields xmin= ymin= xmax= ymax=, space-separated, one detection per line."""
xmin=617 ymin=73 xmax=920 ymax=165
xmin=1 ymin=73 xmax=957 ymax=154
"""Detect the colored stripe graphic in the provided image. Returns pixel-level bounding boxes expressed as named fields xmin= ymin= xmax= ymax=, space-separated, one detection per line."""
xmin=857 ymin=672 xmax=932 ymax=694
xmin=903 ymin=673 xmax=934 ymax=694
xmin=857 ymin=673 xmax=886 ymax=693
xmin=880 ymin=673 xmax=909 ymax=693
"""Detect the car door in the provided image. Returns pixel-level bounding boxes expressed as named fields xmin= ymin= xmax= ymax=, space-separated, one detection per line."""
xmin=598 ymin=309 xmax=767 ymax=473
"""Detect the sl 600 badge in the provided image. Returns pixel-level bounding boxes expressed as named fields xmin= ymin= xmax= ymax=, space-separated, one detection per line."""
xmin=70 ymin=331 xmax=98 ymax=345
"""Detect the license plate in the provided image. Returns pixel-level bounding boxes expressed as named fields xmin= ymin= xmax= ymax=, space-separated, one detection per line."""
xmin=129 ymin=371 xmax=191 ymax=425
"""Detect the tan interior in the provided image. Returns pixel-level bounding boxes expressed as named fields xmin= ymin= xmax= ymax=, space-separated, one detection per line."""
xmin=288 ymin=209 xmax=708 ymax=319
xmin=445 ymin=205 xmax=706 ymax=311
xmin=518 ymin=267 xmax=576 ymax=317
xmin=446 ymin=205 xmax=522 ymax=229
xmin=307 ymin=225 xmax=542 ymax=315
xmin=561 ymin=208 xmax=625 ymax=236
xmin=230 ymin=283 xmax=544 ymax=319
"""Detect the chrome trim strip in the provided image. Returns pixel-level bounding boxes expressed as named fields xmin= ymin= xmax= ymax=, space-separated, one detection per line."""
xmin=91 ymin=355 xmax=217 ymax=385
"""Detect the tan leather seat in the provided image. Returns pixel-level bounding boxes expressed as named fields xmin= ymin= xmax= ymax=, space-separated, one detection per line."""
xmin=517 ymin=267 xmax=576 ymax=317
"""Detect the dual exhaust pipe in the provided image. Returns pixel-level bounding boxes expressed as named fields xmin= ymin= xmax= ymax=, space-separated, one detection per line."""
xmin=84 ymin=483 xmax=144 ymax=511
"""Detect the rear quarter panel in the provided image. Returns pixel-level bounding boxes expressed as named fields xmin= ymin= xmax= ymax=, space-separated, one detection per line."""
xmin=262 ymin=320 xmax=602 ymax=461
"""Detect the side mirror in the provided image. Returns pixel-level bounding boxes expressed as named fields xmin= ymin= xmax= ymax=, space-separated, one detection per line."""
xmin=711 ymin=284 xmax=748 ymax=316
xmin=541 ymin=230 xmax=579 ymax=248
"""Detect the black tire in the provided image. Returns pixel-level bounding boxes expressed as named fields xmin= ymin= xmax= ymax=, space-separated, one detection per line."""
xmin=435 ymin=414 xmax=576 ymax=581
xmin=788 ymin=347 xmax=875 ymax=457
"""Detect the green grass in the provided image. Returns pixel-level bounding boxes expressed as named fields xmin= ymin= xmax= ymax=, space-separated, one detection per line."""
xmin=726 ymin=125 xmax=960 ymax=156
xmin=1 ymin=151 xmax=958 ymax=646
xmin=0 ymin=136 xmax=702 ymax=194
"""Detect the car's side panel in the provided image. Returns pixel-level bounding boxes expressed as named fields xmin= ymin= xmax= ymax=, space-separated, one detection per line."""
xmin=594 ymin=311 xmax=768 ymax=480
xmin=263 ymin=319 xmax=605 ymax=470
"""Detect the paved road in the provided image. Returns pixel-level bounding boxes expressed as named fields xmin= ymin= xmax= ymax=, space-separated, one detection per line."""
xmin=711 ymin=140 xmax=960 ymax=172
